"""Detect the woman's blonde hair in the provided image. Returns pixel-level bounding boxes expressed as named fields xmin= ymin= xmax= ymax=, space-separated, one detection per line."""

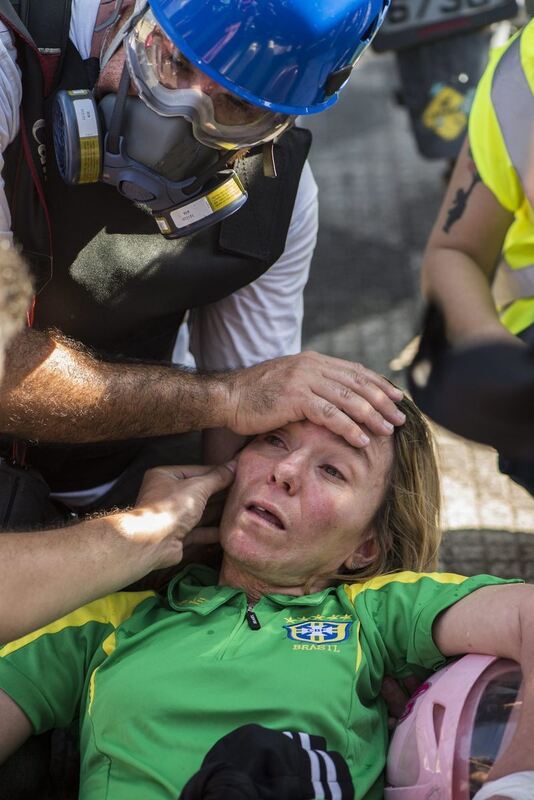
xmin=331 ymin=394 xmax=441 ymax=584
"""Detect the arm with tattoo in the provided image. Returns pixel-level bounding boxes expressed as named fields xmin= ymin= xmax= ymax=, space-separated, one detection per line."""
xmin=442 ymin=152 xmax=481 ymax=233
xmin=421 ymin=137 xmax=517 ymax=346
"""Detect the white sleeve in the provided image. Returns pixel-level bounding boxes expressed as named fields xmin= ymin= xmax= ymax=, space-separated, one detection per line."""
xmin=0 ymin=23 xmax=21 ymax=245
xmin=189 ymin=159 xmax=319 ymax=370
xmin=69 ymin=0 xmax=100 ymax=60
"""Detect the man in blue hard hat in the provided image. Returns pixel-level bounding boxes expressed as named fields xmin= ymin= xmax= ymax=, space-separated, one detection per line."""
xmin=0 ymin=0 xmax=398 ymax=530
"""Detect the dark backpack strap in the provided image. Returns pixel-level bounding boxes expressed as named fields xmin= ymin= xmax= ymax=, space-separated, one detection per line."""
xmin=8 ymin=0 xmax=72 ymax=92
xmin=12 ymin=0 xmax=72 ymax=52
xmin=0 ymin=0 xmax=73 ymax=291
xmin=0 ymin=0 xmax=31 ymax=41
xmin=219 ymin=126 xmax=312 ymax=264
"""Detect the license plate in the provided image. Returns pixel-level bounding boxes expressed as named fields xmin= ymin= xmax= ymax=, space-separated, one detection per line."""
xmin=372 ymin=0 xmax=517 ymax=50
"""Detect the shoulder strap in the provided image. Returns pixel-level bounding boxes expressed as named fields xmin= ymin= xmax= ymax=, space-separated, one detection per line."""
xmin=0 ymin=0 xmax=74 ymax=291
xmin=219 ymin=126 xmax=312 ymax=263
xmin=0 ymin=0 xmax=31 ymax=42
xmin=10 ymin=0 xmax=72 ymax=54
xmin=1 ymin=0 xmax=72 ymax=93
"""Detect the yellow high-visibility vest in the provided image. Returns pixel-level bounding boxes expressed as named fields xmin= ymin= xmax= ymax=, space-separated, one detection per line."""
xmin=469 ymin=21 xmax=534 ymax=335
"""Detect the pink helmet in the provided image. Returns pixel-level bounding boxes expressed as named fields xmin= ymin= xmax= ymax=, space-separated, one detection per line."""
xmin=385 ymin=654 xmax=522 ymax=800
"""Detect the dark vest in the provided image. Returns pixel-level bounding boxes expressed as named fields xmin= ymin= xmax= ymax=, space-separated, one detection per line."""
xmin=0 ymin=6 xmax=311 ymax=490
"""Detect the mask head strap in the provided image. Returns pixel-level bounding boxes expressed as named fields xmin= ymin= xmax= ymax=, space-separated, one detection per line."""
xmin=94 ymin=0 xmax=124 ymax=34
xmin=181 ymin=149 xmax=236 ymax=196
xmin=99 ymin=0 xmax=147 ymax=70
xmin=106 ymin=61 xmax=132 ymax=154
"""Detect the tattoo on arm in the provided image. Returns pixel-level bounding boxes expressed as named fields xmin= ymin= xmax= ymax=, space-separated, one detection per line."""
xmin=442 ymin=152 xmax=481 ymax=234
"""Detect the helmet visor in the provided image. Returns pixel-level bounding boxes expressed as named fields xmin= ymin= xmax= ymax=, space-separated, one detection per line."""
xmin=466 ymin=670 xmax=522 ymax=798
xmin=125 ymin=9 xmax=294 ymax=149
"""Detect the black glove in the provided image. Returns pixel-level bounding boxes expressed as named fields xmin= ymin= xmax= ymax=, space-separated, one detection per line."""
xmin=179 ymin=724 xmax=354 ymax=800
xmin=408 ymin=305 xmax=534 ymax=459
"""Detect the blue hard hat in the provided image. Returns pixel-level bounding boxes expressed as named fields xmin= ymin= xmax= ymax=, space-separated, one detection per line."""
xmin=147 ymin=0 xmax=390 ymax=115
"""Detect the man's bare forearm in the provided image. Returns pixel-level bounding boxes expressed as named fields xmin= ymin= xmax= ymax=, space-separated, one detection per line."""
xmin=0 ymin=512 xmax=155 ymax=642
xmin=1 ymin=331 xmax=409 ymax=450
xmin=0 ymin=328 xmax=230 ymax=442
xmin=0 ymin=461 xmax=235 ymax=642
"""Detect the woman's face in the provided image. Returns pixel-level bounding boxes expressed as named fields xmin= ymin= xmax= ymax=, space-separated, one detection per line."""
xmin=219 ymin=421 xmax=394 ymax=590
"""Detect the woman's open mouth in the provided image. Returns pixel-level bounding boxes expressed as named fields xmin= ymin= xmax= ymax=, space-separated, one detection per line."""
xmin=245 ymin=503 xmax=285 ymax=530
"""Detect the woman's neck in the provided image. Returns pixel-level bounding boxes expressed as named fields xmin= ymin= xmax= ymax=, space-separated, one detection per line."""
xmin=218 ymin=557 xmax=326 ymax=602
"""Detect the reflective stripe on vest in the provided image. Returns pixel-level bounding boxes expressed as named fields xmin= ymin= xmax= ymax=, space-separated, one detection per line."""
xmin=492 ymin=256 xmax=534 ymax=307
xmin=491 ymin=32 xmax=534 ymax=304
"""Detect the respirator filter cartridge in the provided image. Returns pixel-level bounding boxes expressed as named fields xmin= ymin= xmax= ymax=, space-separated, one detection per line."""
xmin=53 ymin=90 xmax=103 ymax=185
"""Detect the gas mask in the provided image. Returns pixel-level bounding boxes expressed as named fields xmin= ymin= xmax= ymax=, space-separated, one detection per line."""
xmin=52 ymin=4 xmax=293 ymax=238
xmin=53 ymin=74 xmax=248 ymax=238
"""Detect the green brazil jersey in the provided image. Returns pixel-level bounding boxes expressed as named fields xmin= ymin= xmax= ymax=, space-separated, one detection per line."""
xmin=0 ymin=567 xmax=518 ymax=799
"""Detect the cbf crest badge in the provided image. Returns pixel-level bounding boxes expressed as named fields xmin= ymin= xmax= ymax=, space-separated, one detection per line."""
xmin=284 ymin=619 xmax=353 ymax=644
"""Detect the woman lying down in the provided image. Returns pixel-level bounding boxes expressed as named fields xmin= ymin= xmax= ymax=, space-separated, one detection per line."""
xmin=0 ymin=398 xmax=531 ymax=800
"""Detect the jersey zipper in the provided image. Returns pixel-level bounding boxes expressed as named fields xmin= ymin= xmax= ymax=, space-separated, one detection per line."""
xmin=215 ymin=598 xmax=262 ymax=659
xmin=245 ymin=602 xmax=261 ymax=630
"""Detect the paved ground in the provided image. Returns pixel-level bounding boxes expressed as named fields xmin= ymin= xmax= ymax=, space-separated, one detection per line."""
xmin=301 ymin=49 xmax=534 ymax=579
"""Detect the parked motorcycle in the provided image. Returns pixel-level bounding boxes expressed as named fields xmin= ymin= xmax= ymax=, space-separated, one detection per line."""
xmin=373 ymin=0 xmax=519 ymax=161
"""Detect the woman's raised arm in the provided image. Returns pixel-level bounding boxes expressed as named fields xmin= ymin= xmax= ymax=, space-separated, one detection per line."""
xmin=0 ymin=689 xmax=32 ymax=764
xmin=434 ymin=583 xmax=534 ymax=782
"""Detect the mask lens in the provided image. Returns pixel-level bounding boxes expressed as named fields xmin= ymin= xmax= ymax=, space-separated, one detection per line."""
xmin=144 ymin=28 xmax=191 ymax=91
xmin=142 ymin=26 xmax=271 ymax=125
xmin=211 ymin=91 xmax=268 ymax=127
xmin=125 ymin=9 xmax=293 ymax=147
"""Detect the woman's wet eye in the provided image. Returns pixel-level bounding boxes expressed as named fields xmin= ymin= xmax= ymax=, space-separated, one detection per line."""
xmin=321 ymin=464 xmax=345 ymax=481
xmin=264 ymin=434 xmax=285 ymax=448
